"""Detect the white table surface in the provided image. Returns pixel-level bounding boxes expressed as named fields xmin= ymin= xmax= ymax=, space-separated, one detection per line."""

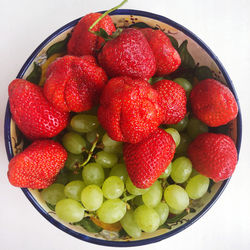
xmin=1 ymin=0 xmax=250 ymax=249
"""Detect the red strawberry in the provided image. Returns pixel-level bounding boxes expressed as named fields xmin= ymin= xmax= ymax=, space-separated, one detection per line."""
xmin=8 ymin=140 xmax=67 ymax=189
xmin=98 ymin=28 xmax=156 ymax=80
xmin=188 ymin=133 xmax=238 ymax=182
xmin=123 ymin=128 xmax=176 ymax=188
xmin=153 ymin=79 xmax=187 ymax=124
xmin=44 ymin=55 xmax=107 ymax=113
xmin=98 ymin=76 xmax=164 ymax=144
xmin=8 ymin=79 xmax=69 ymax=140
xmin=141 ymin=28 xmax=181 ymax=76
xmin=190 ymin=79 xmax=238 ymax=127
xmin=67 ymin=13 xmax=116 ymax=57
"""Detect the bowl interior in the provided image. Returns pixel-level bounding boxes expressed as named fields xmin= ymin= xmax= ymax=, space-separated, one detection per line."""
xmin=5 ymin=9 xmax=241 ymax=247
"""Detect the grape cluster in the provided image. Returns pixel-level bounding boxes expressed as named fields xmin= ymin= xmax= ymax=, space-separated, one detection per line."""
xmin=40 ymin=79 xmax=211 ymax=239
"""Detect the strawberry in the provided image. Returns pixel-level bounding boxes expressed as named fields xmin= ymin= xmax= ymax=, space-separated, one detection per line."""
xmin=141 ymin=28 xmax=181 ymax=76
xmin=44 ymin=55 xmax=107 ymax=113
xmin=190 ymin=79 xmax=238 ymax=127
xmin=153 ymin=79 xmax=187 ymax=124
xmin=98 ymin=28 xmax=156 ymax=80
xmin=67 ymin=13 xmax=116 ymax=57
xmin=8 ymin=140 xmax=67 ymax=189
xmin=8 ymin=79 xmax=69 ymax=140
xmin=188 ymin=133 xmax=238 ymax=182
xmin=123 ymin=128 xmax=176 ymax=188
xmin=97 ymin=76 xmax=164 ymax=144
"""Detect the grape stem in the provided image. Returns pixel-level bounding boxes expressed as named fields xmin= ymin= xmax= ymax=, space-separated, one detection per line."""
xmin=88 ymin=0 xmax=128 ymax=34
xmin=80 ymin=134 xmax=99 ymax=167
xmin=122 ymin=194 xmax=136 ymax=202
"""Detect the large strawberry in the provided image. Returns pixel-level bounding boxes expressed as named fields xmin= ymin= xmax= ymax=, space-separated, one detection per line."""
xmin=8 ymin=79 xmax=69 ymax=140
xmin=98 ymin=28 xmax=156 ymax=80
xmin=8 ymin=140 xmax=67 ymax=189
xmin=141 ymin=28 xmax=181 ymax=76
xmin=190 ymin=79 xmax=238 ymax=127
xmin=98 ymin=76 xmax=164 ymax=144
xmin=67 ymin=13 xmax=116 ymax=57
xmin=123 ymin=128 xmax=176 ymax=188
xmin=153 ymin=79 xmax=187 ymax=124
xmin=44 ymin=55 xmax=107 ymax=113
xmin=188 ymin=133 xmax=238 ymax=182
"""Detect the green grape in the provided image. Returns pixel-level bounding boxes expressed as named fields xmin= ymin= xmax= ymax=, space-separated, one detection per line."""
xmin=41 ymin=183 xmax=65 ymax=205
xmin=132 ymin=195 xmax=144 ymax=207
xmin=148 ymin=76 xmax=165 ymax=85
xmin=154 ymin=202 xmax=169 ymax=225
xmin=171 ymin=157 xmax=192 ymax=183
xmin=103 ymin=168 xmax=111 ymax=179
xmin=164 ymin=184 xmax=189 ymax=212
xmin=81 ymin=184 xmax=103 ymax=211
xmin=55 ymin=170 xmax=69 ymax=185
xmin=168 ymin=205 xmax=184 ymax=215
xmin=102 ymin=176 xmax=124 ymax=199
xmin=126 ymin=177 xmax=149 ymax=195
xmin=159 ymin=162 xmax=172 ymax=179
xmin=165 ymin=128 xmax=181 ymax=147
xmin=70 ymin=114 xmax=99 ymax=133
xmin=64 ymin=180 xmax=85 ymax=201
xmin=175 ymin=133 xmax=192 ymax=156
xmin=187 ymin=117 xmax=208 ymax=140
xmin=142 ymin=180 xmax=162 ymax=208
xmin=103 ymin=144 xmax=123 ymax=155
xmin=64 ymin=152 xmax=83 ymax=171
xmin=173 ymin=77 xmax=192 ymax=97
xmin=86 ymin=126 xmax=105 ymax=143
xmin=134 ymin=205 xmax=160 ymax=233
xmin=109 ymin=163 xmax=128 ymax=182
xmin=167 ymin=115 xmax=189 ymax=132
xmin=62 ymin=132 xmax=87 ymax=155
xmin=120 ymin=209 xmax=142 ymax=238
xmin=55 ymin=198 xmax=84 ymax=223
xmin=67 ymin=170 xmax=83 ymax=182
xmin=95 ymin=151 xmax=118 ymax=168
xmin=82 ymin=163 xmax=105 ymax=187
xmin=102 ymin=133 xmax=122 ymax=147
xmin=97 ymin=199 xmax=126 ymax=223
xmin=185 ymin=174 xmax=209 ymax=199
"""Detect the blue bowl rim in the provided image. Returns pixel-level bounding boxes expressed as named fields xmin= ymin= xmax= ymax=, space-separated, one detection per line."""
xmin=4 ymin=9 xmax=242 ymax=247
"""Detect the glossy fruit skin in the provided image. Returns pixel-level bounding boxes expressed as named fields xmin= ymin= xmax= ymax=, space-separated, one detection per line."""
xmin=188 ymin=133 xmax=238 ymax=182
xmin=44 ymin=55 xmax=107 ymax=113
xmin=98 ymin=76 xmax=164 ymax=143
xmin=123 ymin=128 xmax=176 ymax=188
xmin=8 ymin=140 xmax=67 ymax=189
xmin=67 ymin=13 xmax=116 ymax=57
xmin=190 ymin=79 xmax=238 ymax=127
xmin=8 ymin=79 xmax=69 ymax=140
xmin=141 ymin=28 xmax=181 ymax=76
xmin=98 ymin=28 xmax=156 ymax=80
xmin=153 ymin=80 xmax=187 ymax=124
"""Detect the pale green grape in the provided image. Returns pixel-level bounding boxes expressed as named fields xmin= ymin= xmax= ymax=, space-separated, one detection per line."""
xmin=168 ymin=205 xmax=184 ymax=215
xmin=175 ymin=133 xmax=192 ymax=156
xmin=81 ymin=185 xmax=103 ymax=211
xmin=142 ymin=180 xmax=162 ymax=208
xmin=120 ymin=209 xmax=142 ymax=238
xmin=64 ymin=180 xmax=85 ymax=201
xmin=159 ymin=162 xmax=172 ymax=179
xmin=132 ymin=195 xmax=144 ymax=207
xmin=102 ymin=176 xmax=124 ymax=199
xmin=171 ymin=157 xmax=192 ymax=183
xmin=62 ymin=132 xmax=87 ymax=154
xmin=97 ymin=199 xmax=126 ymax=223
xmin=173 ymin=77 xmax=192 ymax=97
xmin=185 ymin=174 xmax=209 ymax=199
xmin=165 ymin=128 xmax=181 ymax=147
xmin=126 ymin=177 xmax=149 ymax=195
xmin=134 ymin=205 xmax=160 ymax=233
xmin=167 ymin=115 xmax=189 ymax=132
xmin=55 ymin=199 xmax=84 ymax=223
xmin=70 ymin=114 xmax=99 ymax=133
xmin=41 ymin=183 xmax=65 ymax=205
xmin=109 ymin=163 xmax=128 ymax=182
xmin=82 ymin=163 xmax=105 ymax=187
xmin=187 ymin=117 xmax=208 ymax=140
xmin=164 ymin=184 xmax=189 ymax=212
xmin=154 ymin=202 xmax=169 ymax=225
xmin=64 ymin=153 xmax=83 ymax=171
xmin=103 ymin=145 xmax=123 ymax=155
xmin=102 ymin=133 xmax=122 ymax=147
xmin=95 ymin=151 xmax=118 ymax=168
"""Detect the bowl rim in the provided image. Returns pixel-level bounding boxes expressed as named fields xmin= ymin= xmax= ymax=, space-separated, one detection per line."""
xmin=4 ymin=9 xmax=242 ymax=247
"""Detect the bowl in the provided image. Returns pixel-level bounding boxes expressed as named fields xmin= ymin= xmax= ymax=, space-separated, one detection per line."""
xmin=4 ymin=9 xmax=242 ymax=247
